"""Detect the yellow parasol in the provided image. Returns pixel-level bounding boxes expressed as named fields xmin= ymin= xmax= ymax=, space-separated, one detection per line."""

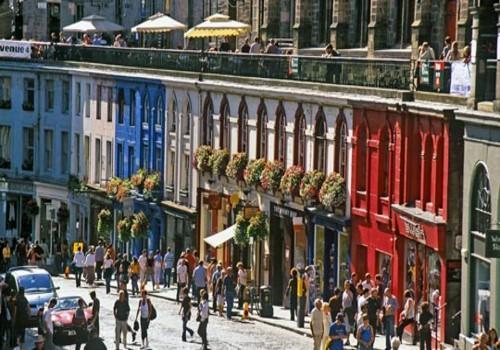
xmin=184 ymin=13 xmax=250 ymax=39
xmin=131 ymin=13 xmax=187 ymax=33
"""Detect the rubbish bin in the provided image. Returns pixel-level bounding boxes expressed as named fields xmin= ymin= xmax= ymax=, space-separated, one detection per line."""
xmin=259 ymin=286 xmax=273 ymax=318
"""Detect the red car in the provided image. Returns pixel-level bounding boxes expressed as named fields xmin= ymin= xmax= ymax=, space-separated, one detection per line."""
xmin=52 ymin=296 xmax=93 ymax=346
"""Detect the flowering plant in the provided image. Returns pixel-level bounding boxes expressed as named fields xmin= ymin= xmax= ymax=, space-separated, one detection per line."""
xmin=280 ymin=165 xmax=305 ymax=197
xmin=300 ymin=170 xmax=326 ymax=202
xmin=210 ymin=148 xmax=230 ymax=176
xmin=319 ymin=173 xmax=346 ymax=210
xmin=144 ymin=172 xmax=160 ymax=198
xmin=193 ymin=146 xmax=213 ymax=173
xmin=25 ymin=198 xmax=39 ymax=217
xmin=117 ymin=217 xmax=132 ymax=242
xmin=130 ymin=168 xmax=147 ymax=189
xmin=226 ymin=153 xmax=248 ymax=182
xmin=260 ymin=161 xmax=285 ymax=193
xmin=106 ymin=177 xmax=131 ymax=201
xmin=244 ymin=159 xmax=266 ymax=187
xmin=131 ymin=211 xmax=149 ymax=238
xmin=97 ymin=209 xmax=113 ymax=235
xmin=247 ymin=212 xmax=268 ymax=241
xmin=234 ymin=211 xmax=250 ymax=246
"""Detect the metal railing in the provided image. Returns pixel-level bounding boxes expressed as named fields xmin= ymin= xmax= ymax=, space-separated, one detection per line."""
xmin=485 ymin=59 xmax=497 ymax=102
xmin=26 ymin=43 xmax=412 ymax=90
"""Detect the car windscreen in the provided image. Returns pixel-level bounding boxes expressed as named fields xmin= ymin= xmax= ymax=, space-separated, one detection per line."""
xmin=18 ymin=274 xmax=53 ymax=293
xmin=55 ymin=298 xmax=82 ymax=310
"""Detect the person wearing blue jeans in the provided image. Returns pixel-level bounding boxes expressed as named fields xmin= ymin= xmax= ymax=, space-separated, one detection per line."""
xmin=223 ymin=267 xmax=236 ymax=320
xmin=382 ymin=288 xmax=398 ymax=350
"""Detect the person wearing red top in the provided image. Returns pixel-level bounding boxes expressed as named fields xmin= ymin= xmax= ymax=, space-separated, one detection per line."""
xmin=185 ymin=249 xmax=196 ymax=293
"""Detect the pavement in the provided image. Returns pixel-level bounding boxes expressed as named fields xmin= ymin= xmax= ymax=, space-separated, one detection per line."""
xmin=56 ymin=274 xmax=420 ymax=350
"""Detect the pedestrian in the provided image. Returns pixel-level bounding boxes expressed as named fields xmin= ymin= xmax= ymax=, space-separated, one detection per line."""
xmin=179 ymin=287 xmax=194 ymax=342
xmin=89 ymin=291 xmax=100 ymax=336
xmin=114 ymin=290 xmax=130 ymax=350
xmin=33 ymin=335 xmax=45 ymax=350
xmin=114 ymin=254 xmax=123 ymax=290
xmin=445 ymin=41 xmax=461 ymax=61
xmin=73 ymin=298 xmax=88 ymax=350
xmin=135 ymin=290 xmax=153 ymax=349
xmin=286 ymin=268 xmax=298 ymax=321
xmin=120 ymin=254 xmax=130 ymax=288
xmin=396 ymin=290 xmax=416 ymax=344
xmin=2 ymin=242 xmax=11 ymax=270
xmin=223 ymin=267 xmax=236 ymax=320
xmin=95 ymin=240 xmax=105 ymax=281
xmin=249 ymin=37 xmax=261 ymax=53
xmin=176 ymin=258 xmax=188 ymax=302
xmin=382 ymin=288 xmax=398 ymax=350
xmin=0 ymin=288 xmax=13 ymax=349
xmin=329 ymin=313 xmax=348 ymax=350
xmin=14 ymin=287 xmax=29 ymax=349
xmin=366 ymin=288 xmax=379 ymax=334
xmin=39 ymin=239 xmax=48 ymax=265
xmin=146 ymin=252 xmax=155 ymax=290
xmin=440 ymin=36 xmax=452 ymax=59
xmin=85 ymin=246 xmax=96 ymax=286
xmin=329 ymin=288 xmax=342 ymax=320
xmin=211 ymin=264 xmax=222 ymax=312
xmin=153 ymin=250 xmax=162 ymax=290
xmin=185 ymin=249 xmax=196 ymax=292
xmin=15 ymin=238 xmax=27 ymax=267
xmin=362 ymin=273 xmax=374 ymax=291
xmin=138 ymin=251 xmax=148 ymax=289
xmin=356 ymin=314 xmax=375 ymax=350
xmin=163 ymin=247 xmax=175 ymax=288
xmin=418 ymin=302 xmax=434 ymax=350
xmin=418 ymin=42 xmax=436 ymax=61
xmin=103 ymin=252 xmax=114 ymax=294
xmin=129 ymin=257 xmax=140 ymax=296
xmin=216 ymin=269 xmax=226 ymax=317
xmin=193 ymin=260 xmax=207 ymax=305
xmin=236 ymin=262 xmax=247 ymax=309
xmin=43 ymin=298 xmax=57 ymax=350
xmin=84 ymin=326 xmax=106 ymax=350
xmin=321 ymin=303 xmax=333 ymax=350
xmin=206 ymin=259 xmax=216 ymax=294
xmin=240 ymin=38 xmax=250 ymax=53
xmin=357 ymin=287 xmax=369 ymax=316
xmin=119 ymin=282 xmax=137 ymax=343
xmin=197 ymin=290 xmax=209 ymax=350
xmin=342 ymin=281 xmax=355 ymax=344
xmin=473 ymin=333 xmax=489 ymax=350
xmin=265 ymin=39 xmax=280 ymax=54
xmin=488 ymin=329 xmax=498 ymax=350
xmin=310 ymin=298 xmax=324 ymax=350
xmin=322 ymin=44 xmax=339 ymax=58
xmin=61 ymin=239 xmax=70 ymax=274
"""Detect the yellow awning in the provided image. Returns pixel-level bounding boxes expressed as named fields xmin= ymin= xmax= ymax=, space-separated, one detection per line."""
xmin=184 ymin=13 xmax=250 ymax=39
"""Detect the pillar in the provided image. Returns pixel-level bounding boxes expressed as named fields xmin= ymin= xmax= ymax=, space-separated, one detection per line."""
xmin=367 ymin=0 xmax=389 ymax=56
xmin=260 ymin=0 xmax=280 ymax=43
xmin=292 ymin=0 xmax=311 ymax=50
xmin=493 ymin=3 xmax=500 ymax=112
xmin=330 ymin=0 xmax=350 ymax=49
xmin=410 ymin=0 xmax=432 ymax=60
xmin=456 ymin=0 xmax=473 ymax=49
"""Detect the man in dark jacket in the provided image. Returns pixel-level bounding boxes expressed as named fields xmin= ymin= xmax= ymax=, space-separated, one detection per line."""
xmin=366 ymin=288 xmax=380 ymax=332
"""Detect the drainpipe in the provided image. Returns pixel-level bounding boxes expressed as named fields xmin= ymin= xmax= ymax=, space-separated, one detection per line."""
xmin=35 ymin=71 xmax=42 ymax=241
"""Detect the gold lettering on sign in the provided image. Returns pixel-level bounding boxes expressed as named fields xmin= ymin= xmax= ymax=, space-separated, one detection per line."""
xmin=401 ymin=216 xmax=426 ymax=243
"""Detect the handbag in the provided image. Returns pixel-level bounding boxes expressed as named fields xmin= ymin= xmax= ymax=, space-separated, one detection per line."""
xmin=133 ymin=320 xmax=139 ymax=331
xmin=148 ymin=299 xmax=157 ymax=321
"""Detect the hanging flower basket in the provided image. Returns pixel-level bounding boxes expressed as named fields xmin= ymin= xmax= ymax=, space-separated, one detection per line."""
xmin=319 ymin=173 xmax=346 ymax=211
xmin=260 ymin=160 xmax=285 ymax=193
xmin=280 ymin=165 xmax=305 ymax=197
xmin=193 ymin=145 xmax=213 ymax=173
xmin=97 ymin=209 xmax=113 ymax=236
xmin=117 ymin=217 xmax=132 ymax=242
xmin=25 ymin=199 xmax=39 ymax=217
xmin=144 ymin=172 xmax=160 ymax=199
xmin=131 ymin=211 xmax=149 ymax=238
xmin=226 ymin=153 xmax=248 ymax=182
xmin=244 ymin=158 xmax=267 ymax=187
xmin=247 ymin=211 xmax=268 ymax=242
xmin=130 ymin=168 xmax=147 ymax=191
xmin=210 ymin=148 xmax=230 ymax=177
xmin=57 ymin=207 xmax=70 ymax=223
xmin=234 ymin=211 xmax=250 ymax=247
xmin=106 ymin=177 xmax=131 ymax=201
xmin=300 ymin=170 xmax=326 ymax=202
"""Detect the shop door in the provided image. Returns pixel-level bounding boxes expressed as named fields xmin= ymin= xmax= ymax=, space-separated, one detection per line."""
xmin=445 ymin=0 xmax=457 ymax=41
xmin=270 ymin=215 xmax=284 ymax=304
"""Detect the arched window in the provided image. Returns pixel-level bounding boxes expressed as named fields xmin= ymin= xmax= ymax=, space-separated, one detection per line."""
xmin=423 ymin=135 xmax=433 ymax=205
xmin=238 ymin=99 xmax=249 ymax=153
xmin=142 ymin=94 xmax=150 ymax=124
xmin=356 ymin=124 xmax=367 ymax=191
xmin=334 ymin=114 xmax=348 ymax=178
xmin=202 ymin=95 xmax=214 ymax=146
xmin=156 ymin=96 xmax=163 ymax=127
xmin=274 ymin=102 xmax=286 ymax=163
xmin=169 ymin=98 xmax=177 ymax=133
xmin=314 ymin=109 xmax=326 ymax=171
xmin=471 ymin=164 xmax=491 ymax=234
xmin=220 ymin=96 xmax=230 ymax=150
xmin=293 ymin=105 xmax=306 ymax=168
xmin=379 ymin=125 xmax=391 ymax=197
xmin=256 ymin=101 xmax=268 ymax=159
xmin=415 ymin=132 xmax=422 ymax=205
xmin=184 ymin=99 xmax=191 ymax=136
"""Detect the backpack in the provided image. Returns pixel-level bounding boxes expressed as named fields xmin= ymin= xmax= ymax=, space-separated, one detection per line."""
xmin=147 ymin=299 xmax=157 ymax=321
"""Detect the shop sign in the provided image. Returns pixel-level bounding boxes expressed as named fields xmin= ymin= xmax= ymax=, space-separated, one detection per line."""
xmin=0 ymin=40 xmax=32 ymax=59
xmin=446 ymin=260 xmax=461 ymax=283
xmin=401 ymin=216 xmax=426 ymax=244
xmin=486 ymin=230 xmax=500 ymax=258
xmin=271 ymin=204 xmax=300 ymax=219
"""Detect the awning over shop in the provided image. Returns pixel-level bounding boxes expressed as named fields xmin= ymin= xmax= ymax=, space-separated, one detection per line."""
xmin=204 ymin=225 xmax=236 ymax=248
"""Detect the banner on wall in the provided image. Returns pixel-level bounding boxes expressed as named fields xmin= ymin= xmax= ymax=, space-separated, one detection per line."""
xmin=0 ymin=40 xmax=32 ymax=59
xmin=450 ymin=62 xmax=472 ymax=97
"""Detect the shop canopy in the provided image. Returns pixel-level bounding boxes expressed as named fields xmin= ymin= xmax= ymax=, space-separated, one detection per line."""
xmin=204 ymin=225 xmax=236 ymax=248
xmin=184 ymin=13 xmax=250 ymax=39
xmin=131 ymin=13 xmax=186 ymax=33
xmin=63 ymin=15 xmax=124 ymax=33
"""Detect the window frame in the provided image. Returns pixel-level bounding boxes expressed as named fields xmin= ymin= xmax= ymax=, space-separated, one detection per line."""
xmin=274 ymin=102 xmax=286 ymax=163
xmin=220 ymin=96 xmax=231 ymax=150
xmin=313 ymin=109 xmax=327 ymax=172
xmin=202 ymin=95 xmax=214 ymax=147
xmin=293 ymin=105 xmax=306 ymax=168
xmin=256 ymin=102 xmax=268 ymax=160
xmin=334 ymin=114 xmax=348 ymax=178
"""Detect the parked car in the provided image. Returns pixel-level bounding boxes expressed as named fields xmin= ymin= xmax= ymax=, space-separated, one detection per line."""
xmin=5 ymin=266 xmax=59 ymax=326
xmin=52 ymin=296 xmax=93 ymax=346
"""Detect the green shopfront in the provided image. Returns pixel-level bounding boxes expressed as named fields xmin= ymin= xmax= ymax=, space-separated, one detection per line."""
xmin=458 ymin=111 xmax=500 ymax=349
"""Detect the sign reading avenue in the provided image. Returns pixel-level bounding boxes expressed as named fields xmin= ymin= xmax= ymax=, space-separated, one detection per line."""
xmin=486 ymin=229 xmax=500 ymax=258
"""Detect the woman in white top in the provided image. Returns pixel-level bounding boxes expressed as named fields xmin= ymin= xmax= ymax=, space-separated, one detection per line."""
xmin=320 ymin=303 xmax=332 ymax=350
xmin=135 ymin=290 xmax=153 ymax=349
xmin=153 ymin=250 xmax=163 ymax=290
xmin=84 ymin=247 xmax=96 ymax=286
xmin=396 ymin=290 xmax=416 ymax=343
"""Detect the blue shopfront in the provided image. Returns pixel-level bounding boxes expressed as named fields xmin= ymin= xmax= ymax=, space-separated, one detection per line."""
xmin=305 ymin=208 xmax=351 ymax=300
